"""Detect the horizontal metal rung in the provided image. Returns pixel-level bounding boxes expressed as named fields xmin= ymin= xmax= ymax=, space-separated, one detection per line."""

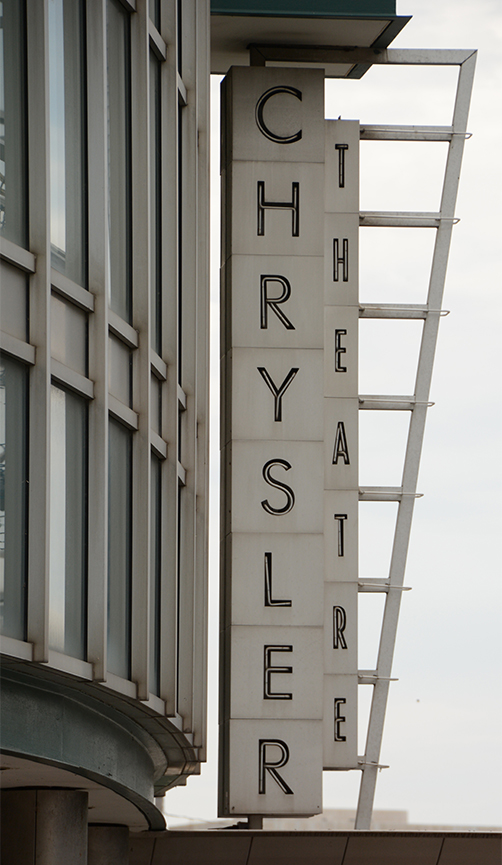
xmin=360 ymin=211 xmax=460 ymax=228
xmin=359 ymin=303 xmax=450 ymax=319
xmin=360 ymin=124 xmax=455 ymax=141
xmin=358 ymin=580 xmax=412 ymax=593
xmin=359 ymin=487 xmax=423 ymax=502
xmin=360 ymin=125 xmax=470 ymax=142
xmin=359 ymin=670 xmax=399 ymax=683
xmin=359 ymin=395 xmax=434 ymax=411
xmin=358 ymin=759 xmax=390 ymax=769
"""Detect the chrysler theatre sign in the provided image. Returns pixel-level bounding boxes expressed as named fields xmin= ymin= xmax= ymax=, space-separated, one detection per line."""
xmin=220 ymin=67 xmax=359 ymax=817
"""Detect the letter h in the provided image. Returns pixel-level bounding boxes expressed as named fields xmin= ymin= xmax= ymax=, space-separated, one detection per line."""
xmin=257 ymin=181 xmax=299 ymax=237
xmin=333 ymin=238 xmax=349 ymax=282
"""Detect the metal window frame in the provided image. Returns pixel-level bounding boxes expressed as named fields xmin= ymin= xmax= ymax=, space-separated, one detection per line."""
xmin=353 ymin=47 xmax=476 ymax=830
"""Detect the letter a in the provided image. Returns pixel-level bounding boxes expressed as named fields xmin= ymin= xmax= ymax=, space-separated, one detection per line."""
xmin=332 ymin=421 xmax=350 ymax=465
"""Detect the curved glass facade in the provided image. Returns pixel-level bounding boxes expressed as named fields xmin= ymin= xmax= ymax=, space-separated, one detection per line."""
xmin=0 ymin=0 xmax=210 ymax=829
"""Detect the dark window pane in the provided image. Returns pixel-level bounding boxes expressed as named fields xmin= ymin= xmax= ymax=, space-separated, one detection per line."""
xmin=64 ymin=390 xmax=87 ymax=657
xmin=149 ymin=0 xmax=160 ymax=29
xmin=0 ymin=0 xmax=28 ymax=246
xmin=49 ymin=0 xmax=88 ymax=287
xmin=108 ymin=417 xmax=132 ymax=678
xmin=150 ymin=53 xmax=161 ymax=353
xmin=0 ymin=355 xmax=28 ymax=640
xmin=49 ymin=386 xmax=87 ymax=659
xmin=107 ymin=0 xmax=132 ymax=322
xmin=149 ymin=454 xmax=161 ymax=695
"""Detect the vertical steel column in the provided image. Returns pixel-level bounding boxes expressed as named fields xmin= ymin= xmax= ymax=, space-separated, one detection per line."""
xmin=192 ymin=0 xmax=210 ymax=755
xmin=176 ymin=0 xmax=197 ymax=734
xmin=158 ymin=0 xmax=180 ymax=716
xmin=87 ymin=0 xmax=110 ymax=683
xmin=26 ymin=0 xmax=51 ymax=663
xmin=130 ymin=0 xmax=152 ymax=702
xmin=355 ymin=50 xmax=476 ymax=829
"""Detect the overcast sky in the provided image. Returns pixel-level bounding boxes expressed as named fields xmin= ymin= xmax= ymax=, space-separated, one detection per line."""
xmin=163 ymin=0 xmax=501 ymax=829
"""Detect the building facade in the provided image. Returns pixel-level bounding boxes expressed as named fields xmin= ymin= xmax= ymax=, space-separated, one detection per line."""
xmin=1 ymin=0 xmax=481 ymax=861
xmin=1 ymin=0 xmax=210 ymax=837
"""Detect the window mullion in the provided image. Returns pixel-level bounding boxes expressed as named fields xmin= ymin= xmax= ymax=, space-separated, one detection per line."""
xmin=86 ymin=0 xmax=110 ymax=682
xmin=130 ymin=0 xmax=151 ymax=702
xmin=26 ymin=0 xmax=51 ymax=663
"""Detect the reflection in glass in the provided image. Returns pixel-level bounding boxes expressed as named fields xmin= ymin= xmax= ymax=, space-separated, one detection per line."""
xmin=150 ymin=454 xmax=161 ymax=695
xmin=149 ymin=0 xmax=160 ymax=29
xmin=108 ymin=418 xmax=132 ymax=678
xmin=0 ymin=0 xmax=28 ymax=247
xmin=150 ymin=53 xmax=161 ymax=353
xmin=49 ymin=385 xmax=87 ymax=658
xmin=0 ymin=355 xmax=28 ymax=640
xmin=107 ymin=0 xmax=132 ymax=322
xmin=48 ymin=0 xmax=87 ymax=287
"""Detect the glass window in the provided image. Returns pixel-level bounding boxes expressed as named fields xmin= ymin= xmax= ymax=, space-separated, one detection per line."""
xmin=0 ymin=354 xmax=28 ymax=641
xmin=48 ymin=0 xmax=87 ymax=287
xmin=0 ymin=0 xmax=28 ymax=247
xmin=107 ymin=0 xmax=132 ymax=322
xmin=177 ymin=0 xmax=182 ymax=74
xmin=149 ymin=0 xmax=160 ymax=30
xmin=0 ymin=261 xmax=29 ymax=343
xmin=150 ymin=52 xmax=161 ymax=354
xmin=149 ymin=454 xmax=161 ymax=695
xmin=49 ymin=385 xmax=87 ymax=659
xmin=108 ymin=417 xmax=132 ymax=678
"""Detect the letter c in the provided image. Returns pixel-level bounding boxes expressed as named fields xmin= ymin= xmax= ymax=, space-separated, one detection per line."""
xmin=255 ymin=86 xmax=302 ymax=144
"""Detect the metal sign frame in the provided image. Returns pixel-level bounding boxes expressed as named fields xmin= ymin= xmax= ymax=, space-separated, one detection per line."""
xmin=353 ymin=47 xmax=476 ymax=829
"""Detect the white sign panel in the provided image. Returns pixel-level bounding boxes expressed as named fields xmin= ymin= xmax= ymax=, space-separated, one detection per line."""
xmin=323 ymin=120 xmax=359 ymax=770
xmin=219 ymin=68 xmax=359 ymax=817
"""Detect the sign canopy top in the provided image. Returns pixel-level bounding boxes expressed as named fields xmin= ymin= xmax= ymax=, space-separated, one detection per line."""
xmin=210 ymin=1 xmax=410 ymax=77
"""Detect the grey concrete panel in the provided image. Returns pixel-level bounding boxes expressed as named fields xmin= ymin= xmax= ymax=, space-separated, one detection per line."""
xmin=324 ymin=398 xmax=359 ymax=490
xmin=325 ymin=120 xmax=360 ymax=214
xmin=228 ymin=162 xmax=324 ymax=258
xmin=343 ymin=834 xmax=443 ymax=864
xmin=224 ymin=255 xmax=324 ymax=352
xmin=229 ymin=625 xmax=323 ymax=720
xmin=226 ymin=719 xmax=323 ymax=816
xmin=323 ymin=675 xmax=358 ymax=769
xmin=439 ymin=836 xmax=502 ymax=865
xmin=150 ymin=832 xmax=251 ymax=865
xmin=222 ymin=67 xmax=325 ymax=167
xmin=227 ymin=440 xmax=324 ymax=534
xmin=228 ymin=348 xmax=323 ymax=442
xmin=324 ymin=306 xmax=359 ymax=397
xmin=324 ymin=214 xmax=359 ymax=307
xmin=247 ymin=833 xmax=347 ymax=865
xmin=324 ymin=491 xmax=359 ymax=582
xmin=88 ymin=825 xmax=129 ymax=865
xmin=128 ymin=834 xmax=156 ymax=865
xmin=227 ymin=533 xmax=324 ymax=627
xmin=324 ymin=582 xmax=358 ymax=674
xmin=129 ymin=832 xmax=502 ymax=865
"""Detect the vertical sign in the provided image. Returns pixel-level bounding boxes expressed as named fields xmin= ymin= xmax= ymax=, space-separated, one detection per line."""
xmin=219 ymin=67 xmax=359 ymax=818
xmin=323 ymin=121 xmax=359 ymax=770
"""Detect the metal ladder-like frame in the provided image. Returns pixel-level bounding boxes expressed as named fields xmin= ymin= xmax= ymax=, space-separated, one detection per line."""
xmin=353 ymin=48 xmax=477 ymax=830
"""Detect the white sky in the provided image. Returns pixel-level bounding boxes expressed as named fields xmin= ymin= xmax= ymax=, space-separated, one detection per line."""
xmin=163 ymin=0 xmax=502 ymax=829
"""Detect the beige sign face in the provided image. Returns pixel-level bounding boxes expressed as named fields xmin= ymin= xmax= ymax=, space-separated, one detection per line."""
xmin=220 ymin=68 xmax=359 ymax=816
